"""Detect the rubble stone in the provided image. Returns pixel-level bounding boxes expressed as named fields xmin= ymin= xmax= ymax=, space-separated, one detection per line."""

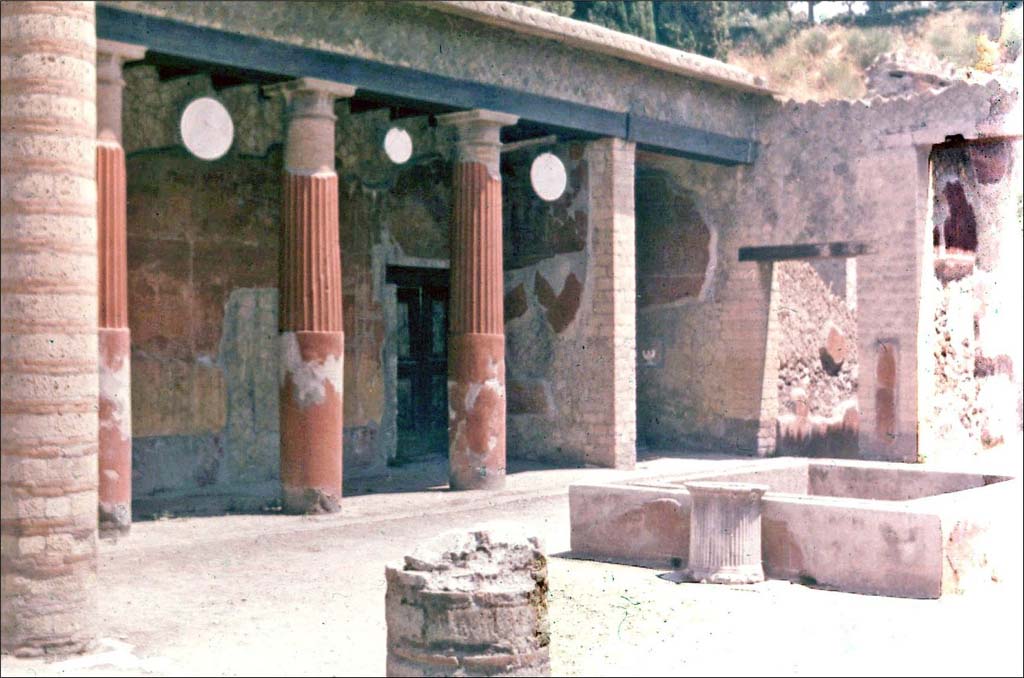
xmin=385 ymin=528 xmax=550 ymax=677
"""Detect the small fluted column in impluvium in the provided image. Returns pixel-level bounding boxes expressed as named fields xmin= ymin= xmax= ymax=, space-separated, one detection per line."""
xmin=265 ymin=78 xmax=355 ymax=513
xmin=96 ymin=39 xmax=145 ymax=536
xmin=437 ymin=110 xmax=518 ymax=491
xmin=1 ymin=0 xmax=99 ymax=656
xmin=684 ymin=481 xmax=768 ymax=584
xmin=385 ymin=529 xmax=551 ymax=677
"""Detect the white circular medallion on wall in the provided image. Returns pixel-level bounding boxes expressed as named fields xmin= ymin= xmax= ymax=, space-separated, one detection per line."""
xmin=530 ymin=152 xmax=567 ymax=202
xmin=180 ymin=96 xmax=234 ymax=161
xmin=384 ymin=127 xmax=413 ymax=164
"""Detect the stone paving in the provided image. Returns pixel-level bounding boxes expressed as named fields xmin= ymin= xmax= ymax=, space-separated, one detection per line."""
xmin=1 ymin=450 xmax=1020 ymax=677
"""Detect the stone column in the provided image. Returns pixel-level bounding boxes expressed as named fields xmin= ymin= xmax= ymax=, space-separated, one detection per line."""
xmin=437 ymin=110 xmax=518 ymax=490
xmin=685 ymin=481 xmax=768 ymax=585
xmin=265 ymin=78 xmax=355 ymax=514
xmin=96 ymin=39 xmax=145 ymax=536
xmin=1 ymin=0 xmax=99 ymax=656
xmin=385 ymin=529 xmax=551 ymax=677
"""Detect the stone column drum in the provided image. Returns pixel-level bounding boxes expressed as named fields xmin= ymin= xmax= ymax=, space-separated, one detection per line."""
xmin=685 ymin=481 xmax=768 ymax=584
xmin=1 ymin=0 xmax=99 ymax=656
xmin=265 ymin=78 xmax=355 ymax=513
xmin=385 ymin=529 xmax=551 ymax=677
xmin=436 ymin=110 xmax=518 ymax=491
xmin=96 ymin=39 xmax=145 ymax=535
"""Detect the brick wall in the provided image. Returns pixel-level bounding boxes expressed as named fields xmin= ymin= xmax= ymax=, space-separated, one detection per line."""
xmin=579 ymin=138 xmax=637 ymax=468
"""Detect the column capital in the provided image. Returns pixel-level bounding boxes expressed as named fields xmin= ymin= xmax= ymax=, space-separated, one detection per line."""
xmin=437 ymin=109 xmax=519 ymax=177
xmin=96 ymin=39 xmax=146 ymax=86
xmin=96 ymin=40 xmax=145 ymax=143
xmin=265 ymin=78 xmax=355 ymax=175
xmin=264 ymin=77 xmax=356 ymax=121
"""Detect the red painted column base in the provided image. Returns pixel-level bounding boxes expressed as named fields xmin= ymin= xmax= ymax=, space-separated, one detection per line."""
xmin=279 ymin=330 xmax=344 ymax=513
xmin=98 ymin=327 xmax=132 ymax=534
xmin=448 ymin=333 xmax=506 ymax=490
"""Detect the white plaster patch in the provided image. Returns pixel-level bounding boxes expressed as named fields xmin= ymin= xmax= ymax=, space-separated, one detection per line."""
xmin=100 ymin=356 xmax=132 ymax=440
xmin=469 ymin=377 xmax=504 ymax=412
xmin=280 ymin=332 xmax=344 ymax=408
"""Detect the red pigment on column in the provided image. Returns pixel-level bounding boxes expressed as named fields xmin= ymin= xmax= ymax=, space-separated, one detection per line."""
xmin=448 ymin=162 xmax=506 ymax=490
xmin=97 ymin=141 xmax=132 ymax=534
xmin=279 ymin=172 xmax=344 ymax=513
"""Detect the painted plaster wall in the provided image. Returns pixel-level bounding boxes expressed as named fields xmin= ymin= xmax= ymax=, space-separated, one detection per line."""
xmin=122 ymin=66 xmax=463 ymax=505
xmin=634 ymin=152 xmax=745 ymax=452
xmin=503 ymin=143 xmax=596 ymax=465
xmin=103 ymin=1 xmax=764 ymax=140
xmin=122 ymin=63 xmax=605 ymax=504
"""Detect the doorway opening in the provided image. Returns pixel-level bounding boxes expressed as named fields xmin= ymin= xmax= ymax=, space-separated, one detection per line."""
xmin=386 ymin=266 xmax=449 ymax=464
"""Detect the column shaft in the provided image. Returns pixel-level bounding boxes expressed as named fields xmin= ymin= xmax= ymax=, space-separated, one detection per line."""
xmin=279 ymin=172 xmax=344 ymax=513
xmin=449 ymin=163 xmax=506 ymax=490
xmin=266 ymin=78 xmax=354 ymax=514
xmin=685 ymin=482 xmax=767 ymax=584
xmin=1 ymin=0 xmax=98 ymax=656
xmin=97 ymin=143 xmax=131 ymax=532
xmin=439 ymin=110 xmax=517 ymax=490
xmin=95 ymin=39 xmax=143 ymax=535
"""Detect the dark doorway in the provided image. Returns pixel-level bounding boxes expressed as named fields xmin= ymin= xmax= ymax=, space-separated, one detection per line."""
xmin=387 ymin=266 xmax=449 ymax=463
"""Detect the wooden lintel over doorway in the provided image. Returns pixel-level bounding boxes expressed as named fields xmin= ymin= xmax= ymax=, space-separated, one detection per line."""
xmin=738 ymin=240 xmax=872 ymax=262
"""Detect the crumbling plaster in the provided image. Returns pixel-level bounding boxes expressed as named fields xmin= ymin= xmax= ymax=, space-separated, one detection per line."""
xmin=635 ymin=78 xmax=1019 ymax=459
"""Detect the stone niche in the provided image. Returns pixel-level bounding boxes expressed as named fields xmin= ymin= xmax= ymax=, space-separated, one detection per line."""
xmin=635 ymin=167 xmax=711 ymax=308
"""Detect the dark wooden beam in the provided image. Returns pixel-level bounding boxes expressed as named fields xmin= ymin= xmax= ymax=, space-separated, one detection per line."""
xmin=628 ymin=112 xmax=756 ymax=165
xmin=97 ymin=5 xmax=757 ymax=165
xmin=738 ymin=241 xmax=872 ymax=262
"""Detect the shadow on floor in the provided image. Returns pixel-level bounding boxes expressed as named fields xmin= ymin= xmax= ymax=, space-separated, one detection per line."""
xmin=637 ymin=445 xmax=756 ymax=464
xmin=131 ymin=455 xmax=582 ymax=521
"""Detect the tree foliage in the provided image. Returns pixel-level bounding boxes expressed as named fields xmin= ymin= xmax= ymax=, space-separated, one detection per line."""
xmin=571 ymin=1 xmax=657 ymax=43
xmin=653 ymin=1 xmax=731 ymax=59
xmin=513 ymin=1 xmax=732 ymax=59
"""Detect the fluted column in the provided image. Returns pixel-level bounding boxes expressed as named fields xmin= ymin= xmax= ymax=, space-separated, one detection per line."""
xmin=1 ymin=0 xmax=99 ymax=656
xmin=685 ymin=481 xmax=768 ymax=585
xmin=96 ymin=39 xmax=145 ymax=536
xmin=437 ymin=110 xmax=518 ymax=490
xmin=265 ymin=78 xmax=355 ymax=513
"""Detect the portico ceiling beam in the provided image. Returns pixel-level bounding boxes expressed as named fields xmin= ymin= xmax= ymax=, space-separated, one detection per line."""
xmin=738 ymin=241 xmax=873 ymax=262
xmin=97 ymin=5 xmax=757 ymax=165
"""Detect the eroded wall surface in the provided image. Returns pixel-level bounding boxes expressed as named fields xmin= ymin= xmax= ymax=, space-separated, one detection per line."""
xmin=924 ymin=138 xmax=1024 ymax=460
xmin=637 ymin=78 xmax=1017 ymax=460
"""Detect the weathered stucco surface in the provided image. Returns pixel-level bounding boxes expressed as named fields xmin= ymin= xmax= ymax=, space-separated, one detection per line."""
xmin=124 ymin=64 xmax=609 ymax=502
xmin=637 ymin=78 xmax=1019 ymax=460
xmin=924 ymin=137 xmax=1024 ymax=461
xmin=112 ymin=2 xmax=1020 ymax=505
